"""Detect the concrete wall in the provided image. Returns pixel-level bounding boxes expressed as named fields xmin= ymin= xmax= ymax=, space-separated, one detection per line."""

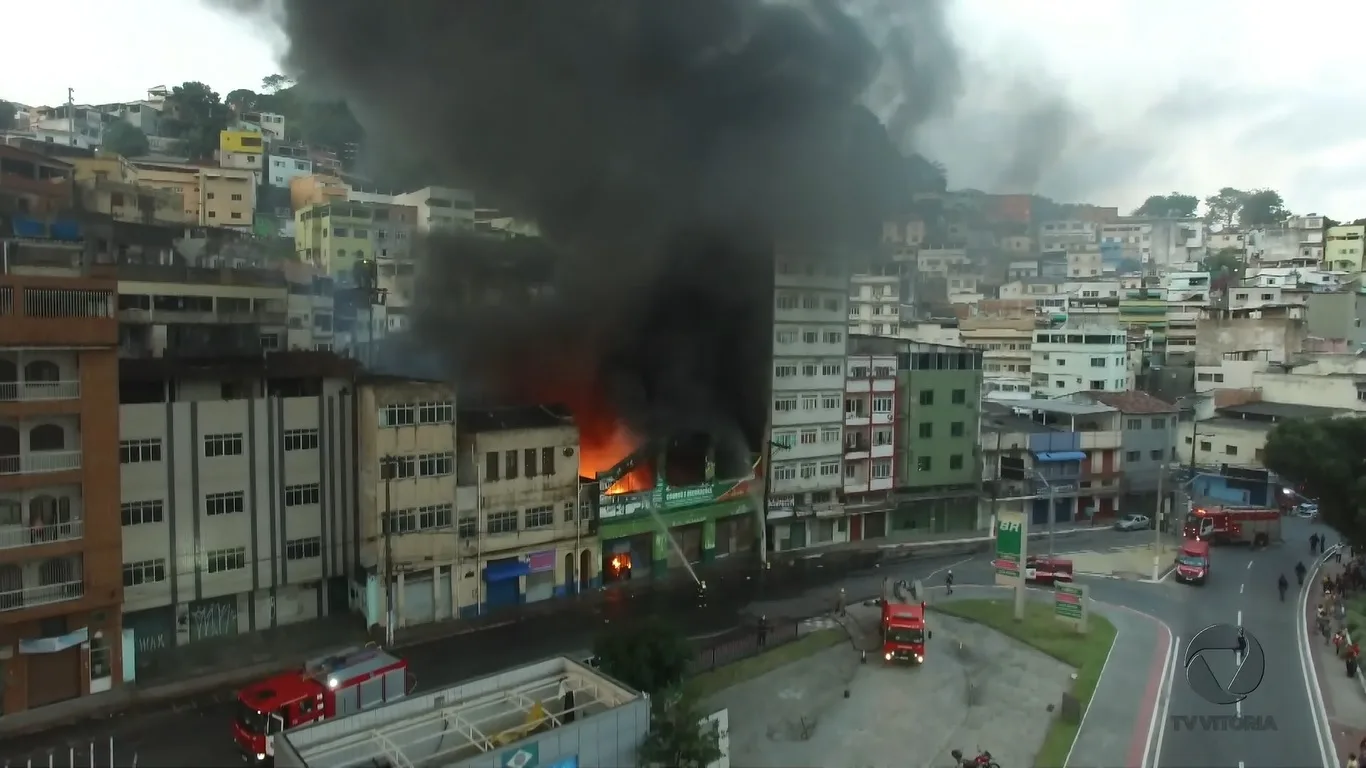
xmin=1194 ymin=317 xmax=1305 ymax=366
xmin=1118 ymin=414 xmax=1177 ymax=492
xmin=1306 ymin=292 xmax=1366 ymax=348
xmin=1184 ymin=421 xmax=1269 ymax=468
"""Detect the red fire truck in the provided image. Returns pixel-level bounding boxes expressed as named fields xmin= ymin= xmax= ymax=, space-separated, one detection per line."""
xmin=233 ymin=646 xmax=410 ymax=764
xmin=1184 ymin=505 xmax=1281 ymax=547
xmin=880 ymin=580 xmax=931 ymax=664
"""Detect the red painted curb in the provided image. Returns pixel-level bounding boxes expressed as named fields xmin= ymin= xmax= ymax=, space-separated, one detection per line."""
xmin=1127 ymin=618 xmax=1172 ymax=768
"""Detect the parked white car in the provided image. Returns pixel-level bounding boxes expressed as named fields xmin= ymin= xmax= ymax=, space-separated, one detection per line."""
xmin=1114 ymin=513 xmax=1152 ymax=532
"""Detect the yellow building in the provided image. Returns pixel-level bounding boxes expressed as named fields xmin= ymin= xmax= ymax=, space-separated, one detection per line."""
xmin=130 ymin=160 xmax=256 ymax=230
xmin=289 ymin=173 xmax=348 ymax=212
xmin=68 ymin=153 xmax=138 ymax=185
xmin=295 ymin=201 xmax=378 ymax=280
xmin=1325 ymin=224 xmax=1365 ymax=272
xmin=219 ymin=130 xmax=265 ymax=155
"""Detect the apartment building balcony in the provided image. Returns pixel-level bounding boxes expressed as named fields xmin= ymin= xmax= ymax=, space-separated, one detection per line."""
xmin=0 ymin=518 xmax=82 ymax=550
xmin=0 ymin=277 xmax=118 ymax=347
xmin=0 ymin=380 xmax=80 ymax=403
xmin=1078 ymin=431 xmax=1122 ymax=451
xmin=0 ymin=451 xmax=82 ymax=475
xmin=0 ymin=555 xmax=84 ymax=612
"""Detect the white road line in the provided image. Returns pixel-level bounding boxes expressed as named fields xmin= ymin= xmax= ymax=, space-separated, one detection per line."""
xmin=1240 ymin=583 xmax=1245 ymax=594
xmin=1299 ymin=545 xmax=1338 ymax=768
xmin=1139 ymin=625 xmax=1176 ymax=768
xmin=1236 ymin=699 xmax=1242 ymax=717
xmin=1066 ymin=621 xmax=1120 ymax=768
xmin=924 ymin=555 xmax=974 ymax=581
xmin=1151 ymin=635 xmax=1181 ymax=768
xmin=1238 ymin=762 xmax=1245 ymax=768
xmin=1237 ymin=609 xmax=1242 ymax=626
xmin=1247 ymin=561 xmax=1253 ymax=570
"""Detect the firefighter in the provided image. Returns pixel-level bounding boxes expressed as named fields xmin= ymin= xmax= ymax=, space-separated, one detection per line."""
xmin=945 ymin=569 xmax=955 ymax=596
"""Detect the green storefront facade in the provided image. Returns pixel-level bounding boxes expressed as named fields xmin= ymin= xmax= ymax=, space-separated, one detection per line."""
xmin=598 ymin=497 xmax=755 ymax=578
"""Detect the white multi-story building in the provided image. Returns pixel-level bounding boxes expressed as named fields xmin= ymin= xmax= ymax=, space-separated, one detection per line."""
xmin=393 ymin=186 xmax=477 ymax=232
xmin=1249 ymin=215 xmax=1326 ymax=267
xmin=769 ymin=251 xmax=848 ymax=523
xmin=268 ymin=144 xmax=313 ymax=190
xmin=118 ymin=356 xmax=358 ymax=662
xmin=1039 ymin=220 xmax=1098 ymax=253
xmin=1030 ymin=325 xmax=1133 ymax=397
xmin=848 ymin=269 xmax=902 ymax=338
xmin=960 ymin=316 xmax=1035 ymax=401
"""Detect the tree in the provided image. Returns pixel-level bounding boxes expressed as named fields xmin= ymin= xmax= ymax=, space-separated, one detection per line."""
xmin=162 ymin=81 xmax=231 ymax=159
xmin=1263 ymin=417 xmax=1366 ymax=546
xmin=1202 ymin=247 xmax=1245 ymax=279
xmin=226 ymin=89 xmax=257 ymax=114
xmin=1238 ymin=189 xmax=1290 ymax=229
xmin=0 ymin=100 xmax=15 ymax=131
xmin=1133 ymin=192 xmax=1198 ymax=218
xmin=102 ymin=119 xmax=149 ymax=158
xmin=592 ymin=617 xmax=694 ymax=696
xmin=1203 ymin=187 xmax=1247 ymax=230
xmin=638 ymin=691 xmax=724 ymax=768
xmin=261 ymin=74 xmax=295 ymax=93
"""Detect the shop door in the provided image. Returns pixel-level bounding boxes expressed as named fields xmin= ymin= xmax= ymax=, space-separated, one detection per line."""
xmin=27 ymin=648 xmax=81 ymax=708
xmin=788 ymin=520 xmax=808 ymax=549
xmin=123 ymin=606 xmax=175 ymax=678
xmin=525 ymin=551 xmax=556 ymax=603
xmin=850 ymin=514 xmax=863 ymax=541
xmin=402 ymin=570 xmax=436 ymax=626
xmin=485 ymin=558 xmax=522 ymax=609
xmin=864 ymin=511 xmax=886 ymax=539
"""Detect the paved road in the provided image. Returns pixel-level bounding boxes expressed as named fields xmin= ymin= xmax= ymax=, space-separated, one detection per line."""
xmin=1150 ymin=516 xmax=1335 ymax=768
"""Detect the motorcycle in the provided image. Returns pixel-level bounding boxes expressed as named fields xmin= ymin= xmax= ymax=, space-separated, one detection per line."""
xmin=951 ymin=748 xmax=1001 ymax=768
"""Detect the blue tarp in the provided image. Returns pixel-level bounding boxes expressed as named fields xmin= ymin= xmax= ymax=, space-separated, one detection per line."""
xmin=1034 ymin=451 xmax=1086 ymax=463
xmin=484 ymin=559 xmax=530 ymax=583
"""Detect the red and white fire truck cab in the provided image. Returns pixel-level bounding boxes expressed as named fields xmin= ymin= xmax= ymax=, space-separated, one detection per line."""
xmin=880 ymin=580 xmax=930 ymax=664
xmin=1025 ymin=555 xmax=1074 ymax=585
xmin=1184 ymin=505 xmax=1281 ymax=547
xmin=233 ymin=646 xmax=409 ymax=764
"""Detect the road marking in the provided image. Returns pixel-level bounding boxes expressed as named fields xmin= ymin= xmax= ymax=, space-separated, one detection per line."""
xmin=1067 ymin=618 xmax=1121 ymax=768
xmin=924 ymin=555 xmax=974 ymax=581
xmin=1150 ymin=635 xmax=1181 ymax=768
xmin=1238 ymin=762 xmax=1245 ymax=768
xmin=1236 ymin=699 xmax=1242 ymax=717
xmin=1236 ymin=609 xmax=1242 ymax=626
xmin=1240 ymin=583 xmax=1245 ymax=594
xmin=1247 ymin=561 xmax=1253 ymax=570
xmin=1299 ymin=544 xmax=1338 ymax=768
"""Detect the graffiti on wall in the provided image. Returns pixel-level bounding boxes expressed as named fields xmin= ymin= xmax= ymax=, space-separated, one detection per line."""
xmin=188 ymin=595 xmax=239 ymax=643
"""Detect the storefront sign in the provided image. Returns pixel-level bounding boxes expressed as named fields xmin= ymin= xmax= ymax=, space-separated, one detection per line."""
xmin=993 ymin=511 xmax=1025 ymax=586
xmin=527 ymin=551 xmax=556 ymax=573
xmin=19 ymin=626 xmax=88 ymax=655
xmin=1054 ymin=582 xmax=1088 ymax=632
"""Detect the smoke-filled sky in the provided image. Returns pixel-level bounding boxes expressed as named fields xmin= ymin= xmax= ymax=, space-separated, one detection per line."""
xmin=5 ymin=0 xmax=1366 ymax=218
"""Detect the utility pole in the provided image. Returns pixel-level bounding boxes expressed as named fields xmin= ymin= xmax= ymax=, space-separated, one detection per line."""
xmin=1153 ymin=455 xmax=1166 ymax=581
xmin=381 ymin=454 xmax=396 ymax=646
xmin=66 ymin=88 xmax=75 ymax=146
xmin=1047 ymin=476 xmax=1057 ymax=558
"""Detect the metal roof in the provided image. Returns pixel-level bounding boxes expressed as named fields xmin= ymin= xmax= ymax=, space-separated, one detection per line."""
xmin=278 ymin=657 xmax=640 ymax=768
xmin=1006 ymin=398 xmax=1118 ymax=416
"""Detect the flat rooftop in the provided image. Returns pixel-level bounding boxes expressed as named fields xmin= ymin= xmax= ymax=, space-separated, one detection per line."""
xmin=277 ymin=656 xmax=640 ymax=768
xmin=1004 ymin=398 xmax=1118 ymax=417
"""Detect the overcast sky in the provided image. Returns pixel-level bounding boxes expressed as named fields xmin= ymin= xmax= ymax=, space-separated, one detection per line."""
xmin=6 ymin=0 xmax=1362 ymax=220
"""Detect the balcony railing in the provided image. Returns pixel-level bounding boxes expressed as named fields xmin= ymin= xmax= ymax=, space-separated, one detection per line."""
xmin=0 ymin=580 xmax=85 ymax=612
xmin=0 ymin=450 xmax=83 ymax=475
xmin=0 ymin=380 xmax=81 ymax=402
xmin=0 ymin=519 xmax=84 ymax=550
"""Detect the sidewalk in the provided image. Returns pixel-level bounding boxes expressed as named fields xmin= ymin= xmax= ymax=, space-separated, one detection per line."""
xmin=1307 ymin=550 xmax=1366 ymax=764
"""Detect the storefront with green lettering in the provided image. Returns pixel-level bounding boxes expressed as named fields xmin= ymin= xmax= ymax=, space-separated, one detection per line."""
xmin=598 ymin=491 xmax=756 ymax=579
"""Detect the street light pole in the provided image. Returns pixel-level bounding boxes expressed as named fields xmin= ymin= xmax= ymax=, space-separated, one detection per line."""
xmin=381 ymin=454 xmax=396 ymax=647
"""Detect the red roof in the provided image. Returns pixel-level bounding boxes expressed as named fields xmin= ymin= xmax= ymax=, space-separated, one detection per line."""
xmin=1082 ymin=390 xmax=1177 ymax=414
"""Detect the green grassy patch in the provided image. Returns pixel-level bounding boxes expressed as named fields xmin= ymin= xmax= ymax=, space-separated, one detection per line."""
xmin=930 ymin=599 xmax=1118 ymax=768
xmin=1346 ymin=595 xmax=1366 ymax=637
xmin=685 ymin=629 xmax=846 ymax=700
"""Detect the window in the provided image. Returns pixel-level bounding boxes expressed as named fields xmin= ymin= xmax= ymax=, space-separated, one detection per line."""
xmin=487 ymin=510 xmax=518 ymax=535
xmin=381 ymin=456 xmax=416 ymax=479
xmin=520 ymin=448 xmax=537 ymax=477
xmin=1151 ymin=418 xmax=1165 ymax=429
xmin=950 ymin=422 xmax=965 ymax=438
xmin=417 ymin=402 xmax=454 ymax=424
xmin=122 ymin=559 xmax=167 ymax=587
xmin=919 ymin=390 xmax=934 ymax=406
xmin=203 ymin=433 xmax=244 ymax=457
xmin=822 ymin=363 xmax=842 ymax=376
xmin=949 ymin=454 xmax=964 ymax=470
xmin=120 ymin=439 xmax=162 ymax=464
xmin=384 ymin=508 xmax=418 ymax=534
xmin=379 ymin=404 xmax=415 ymax=427
xmin=205 ymin=491 xmax=245 ymax=516
xmin=821 ymin=394 xmax=841 ymax=410
xmin=1090 ymin=357 xmax=1106 ymax=367
xmin=1199 ymin=441 xmax=1212 ymax=452
xmin=1254 ymin=448 xmax=1265 ymax=462
xmin=918 ymin=423 xmax=932 ymax=439
xmin=951 ymin=389 xmax=966 ymax=405
xmin=821 ymin=427 xmax=841 ymax=443
xmin=485 ymin=452 xmax=500 ymax=481
xmin=286 ymin=537 xmax=322 ymax=560
xmin=1127 ymin=419 xmax=1142 ymax=430
xmin=800 ymin=429 xmax=818 ymax=445
xmin=120 ymin=500 xmax=164 ymax=526
xmin=823 ymin=297 xmax=840 ymax=311
xmin=1090 ymin=380 xmax=1105 ymax=390
xmin=285 ymin=483 xmax=320 ymax=507
xmin=916 ymin=455 xmax=932 ymax=472
xmin=774 ymin=397 xmax=798 ymax=412
xmin=873 ymin=428 xmax=893 ymax=445
xmin=1225 ymin=445 xmax=1238 ymax=456
xmin=525 ymin=505 xmax=554 ymax=529
xmin=774 ymin=464 xmax=796 ymax=481
xmin=802 ymin=363 xmax=818 ymax=377
xmin=823 ymin=330 xmax=843 ymax=344
xmin=799 ymin=462 xmax=817 ymax=479
xmin=773 ymin=432 xmax=795 ymax=449
xmin=206 ymin=547 xmax=247 ymax=574
xmin=505 ymin=450 xmax=519 ymax=479
xmin=1150 ymin=450 xmax=1163 ymax=460
xmin=803 ymin=331 xmax=819 ymax=343
xmin=871 ymin=461 xmax=892 ymax=479
xmin=819 ymin=461 xmax=840 ymax=477
xmin=872 ymin=397 xmax=893 ymax=413
xmin=458 ymin=515 xmax=477 ymax=538
xmin=775 ymin=364 xmax=797 ymax=378
xmin=419 ymin=452 xmax=454 ymax=477
xmin=541 ymin=447 xmax=556 ymax=476
xmin=776 ymin=329 xmax=797 ymax=344
xmin=802 ymin=394 xmax=819 ymax=410
xmin=231 ymin=193 xmax=243 ymax=201
xmin=418 ymin=504 xmax=452 ymax=530
xmin=284 ymin=429 xmax=319 ymax=451
xmin=1125 ymin=450 xmax=1140 ymax=462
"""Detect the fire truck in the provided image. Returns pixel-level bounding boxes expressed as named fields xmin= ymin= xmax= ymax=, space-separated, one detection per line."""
xmin=233 ymin=646 xmax=409 ymax=764
xmin=1184 ymin=505 xmax=1281 ymax=547
xmin=879 ymin=580 xmax=931 ymax=664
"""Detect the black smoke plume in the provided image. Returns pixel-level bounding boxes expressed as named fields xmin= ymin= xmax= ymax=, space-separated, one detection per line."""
xmin=218 ymin=0 xmax=959 ymax=470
